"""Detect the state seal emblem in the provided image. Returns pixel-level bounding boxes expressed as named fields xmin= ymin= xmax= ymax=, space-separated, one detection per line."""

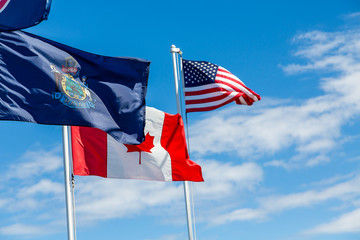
xmin=51 ymin=57 xmax=95 ymax=109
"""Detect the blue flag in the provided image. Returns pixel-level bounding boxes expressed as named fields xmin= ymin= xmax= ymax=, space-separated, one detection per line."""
xmin=0 ymin=0 xmax=52 ymax=31
xmin=0 ymin=31 xmax=150 ymax=145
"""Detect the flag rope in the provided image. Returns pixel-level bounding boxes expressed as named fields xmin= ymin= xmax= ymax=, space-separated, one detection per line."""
xmin=190 ymin=182 xmax=197 ymax=240
xmin=71 ymin=174 xmax=77 ymax=240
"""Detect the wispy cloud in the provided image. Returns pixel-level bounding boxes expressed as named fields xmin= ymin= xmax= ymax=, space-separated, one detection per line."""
xmin=282 ymin=30 xmax=360 ymax=74
xmin=194 ymin=161 xmax=263 ymax=199
xmin=0 ymin=147 xmax=65 ymax=237
xmin=144 ymin=233 xmax=184 ymax=240
xmin=74 ymin=178 xmax=183 ymax=222
xmin=344 ymin=12 xmax=360 ymax=19
xmin=5 ymin=147 xmax=63 ymax=180
xmin=0 ymin=223 xmax=56 ymax=236
xmin=212 ymin=173 xmax=360 ymax=226
xmin=304 ymin=208 xmax=360 ymax=234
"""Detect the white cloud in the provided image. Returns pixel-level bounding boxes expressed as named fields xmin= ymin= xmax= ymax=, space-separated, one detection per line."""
xmin=5 ymin=147 xmax=63 ymax=180
xmin=17 ymin=179 xmax=63 ymax=198
xmin=74 ymin=178 xmax=183 ymax=222
xmin=259 ymin=175 xmax=360 ymax=212
xmin=2 ymin=178 xmax=64 ymax=214
xmin=0 ymin=223 xmax=56 ymax=236
xmin=145 ymin=233 xmax=184 ymax=240
xmin=292 ymin=31 xmax=346 ymax=59
xmin=212 ymin=173 xmax=360 ymax=226
xmin=346 ymin=12 xmax=360 ymax=18
xmin=0 ymin=147 xmax=65 ymax=215
xmin=0 ymin=199 xmax=10 ymax=208
xmin=264 ymin=160 xmax=292 ymax=169
xmin=306 ymin=173 xmax=356 ymax=188
xmin=304 ymin=208 xmax=360 ymax=234
xmin=0 ymin=147 xmax=67 ymax=238
xmin=194 ymin=161 xmax=263 ymax=199
xmin=283 ymin=30 xmax=360 ymax=74
xmin=211 ymin=208 xmax=266 ymax=225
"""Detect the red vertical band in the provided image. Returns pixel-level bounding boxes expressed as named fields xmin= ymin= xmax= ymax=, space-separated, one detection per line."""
xmin=161 ymin=113 xmax=204 ymax=182
xmin=71 ymin=126 xmax=108 ymax=178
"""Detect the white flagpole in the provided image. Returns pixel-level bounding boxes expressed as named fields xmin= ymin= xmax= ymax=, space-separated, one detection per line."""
xmin=62 ymin=126 xmax=76 ymax=240
xmin=170 ymin=44 xmax=195 ymax=240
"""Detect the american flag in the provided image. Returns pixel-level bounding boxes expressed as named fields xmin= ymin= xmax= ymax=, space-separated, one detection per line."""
xmin=182 ymin=59 xmax=261 ymax=113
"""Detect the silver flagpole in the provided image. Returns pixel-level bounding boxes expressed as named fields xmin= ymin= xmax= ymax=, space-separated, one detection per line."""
xmin=62 ymin=126 xmax=76 ymax=240
xmin=170 ymin=44 xmax=195 ymax=240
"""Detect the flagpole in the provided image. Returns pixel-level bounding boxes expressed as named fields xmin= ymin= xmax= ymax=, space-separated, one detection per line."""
xmin=170 ymin=45 xmax=195 ymax=240
xmin=62 ymin=126 xmax=76 ymax=240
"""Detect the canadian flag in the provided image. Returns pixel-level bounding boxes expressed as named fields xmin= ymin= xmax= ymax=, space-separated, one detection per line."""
xmin=71 ymin=107 xmax=203 ymax=182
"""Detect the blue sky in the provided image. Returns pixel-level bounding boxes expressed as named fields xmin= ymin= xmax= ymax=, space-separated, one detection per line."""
xmin=1 ymin=0 xmax=360 ymax=240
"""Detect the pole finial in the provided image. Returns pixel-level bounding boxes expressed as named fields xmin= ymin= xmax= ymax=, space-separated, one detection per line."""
xmin=170 ymin=45 xmax=181 ymax=53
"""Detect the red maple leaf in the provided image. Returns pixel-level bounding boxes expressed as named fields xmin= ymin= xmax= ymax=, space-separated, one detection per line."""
xmin=124 ymin=133 xmax=155 ymax=164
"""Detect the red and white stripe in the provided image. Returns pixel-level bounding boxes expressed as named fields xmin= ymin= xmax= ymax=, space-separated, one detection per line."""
xmin=0 ymin=0 xmax=10 ymax=13
xmin=184 ymin=67 xmax=261 ymax=112
xmin=71 ymin=107 xmax=203 ymax=182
